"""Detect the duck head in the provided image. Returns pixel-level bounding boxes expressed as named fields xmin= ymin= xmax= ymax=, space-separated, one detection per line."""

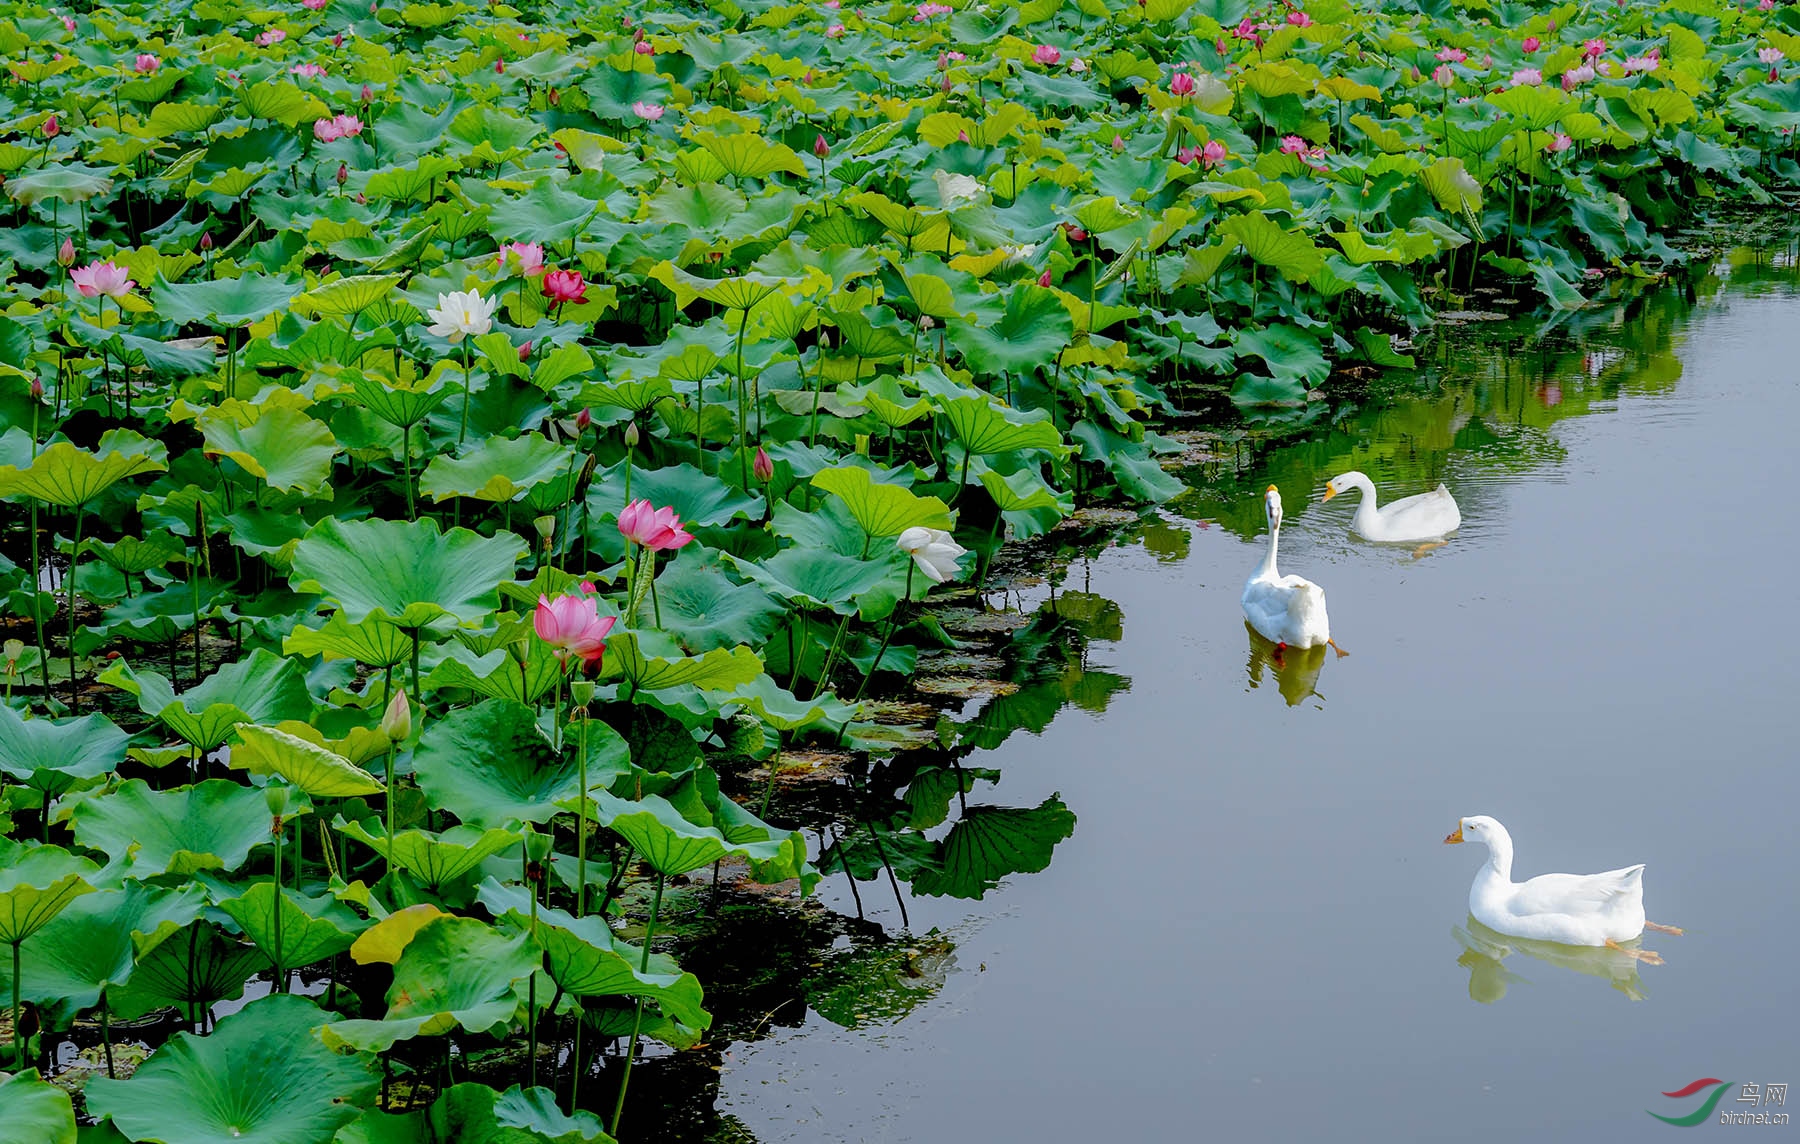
xmin=1445 ymin=815 xmax=1506 ymax=846
xmin=1263 ymin=484 xmax=1283 ymax=530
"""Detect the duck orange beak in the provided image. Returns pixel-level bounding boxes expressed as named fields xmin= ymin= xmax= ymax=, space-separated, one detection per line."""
xmin=1322 ymin=484 xmax=1338 ymax=502
xmin=1443 ymin=825 xmax=1464 ymax=844
xmin=1265 ymin=484 xmax=1278 ymax=494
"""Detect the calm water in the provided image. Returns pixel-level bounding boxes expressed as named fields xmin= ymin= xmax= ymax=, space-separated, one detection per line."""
xmin=717 ymin=251 xmax=1800 ymax=1141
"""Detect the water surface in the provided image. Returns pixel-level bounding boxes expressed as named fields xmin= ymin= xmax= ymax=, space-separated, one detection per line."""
xmin=718 ymin=250 xmax=1800 ymax=1141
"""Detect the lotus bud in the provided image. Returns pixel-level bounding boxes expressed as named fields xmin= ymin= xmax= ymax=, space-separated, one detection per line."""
xmin=523 ymin=824 xmax=554 ymax=862
xmin=42 ymin=116 xmax=59 ymax=139
xmin=753 ymin=444 xmax=773 ymax=482
xmin=1038 ymin=269 xmax=1052 ymax=287
xmin=380 ymin=687 xmax=411 ymax=742
xmin=814 ymin=133 xmax=830 ymax=159
xmin=938 ymin=51 xmax=949 ymax=70
xmin=548 ymin=87 xmax=560 ymax=105
xmin=495 ymin=57 xmax=505 ymax=73
xmin=634 ymin=40 xmax=652 ymax=54
xmin=360 ymin=82 xmax=373 ymax=104
xmin=817 ymin=330 xmax=831 ymax=350
xmin=518 ymin=340 xmax=533 ymax=361
xmin=30 ymin=376 xmax=44 ymax=400
xmin=336 ymin=162 xmax=348 ymax=186
xmin=199 ymin=231 xmax=213 ymax=252
xmin=1112 ymin=134 xmax=1125 ymax=153
xmin=941 ymin=73 xmax=952 ymax=92
xmin=533 ymin=514 xmax=557 ymax=548
xmin=56 ymin=238 xmax=75 ymax=267
xmin=575 ymin=407 xmax=592 ymax=430
xmin=623 ymin=421 xmax=640 ymax=448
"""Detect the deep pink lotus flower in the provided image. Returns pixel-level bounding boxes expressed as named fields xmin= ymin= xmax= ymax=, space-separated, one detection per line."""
xmin=1170 ymin=72 xmax=1195 ymax=96
xmin=1037 ymin=269 xmax=1052 ymax=286
xmin=1582 ymin=38 xmax=1606 ymax=59
xmin=542 ymin=269 xmax=588 ymax=304
xmin=1177 ymin=145 xmax=1202 ymax=164
xmin=336 ymin=161 xmax=348 ymax=185
xmin=361 ymin=83 xmax=374 ymax=103
xmin=618 ymin=500 xmax=694 ymax=552
xmin=1278 ymin=134 xmax=1307 ymax=154
xmin=41 ymin=115 xmax=58 ymax=138
xmin=1032 ymin=44 xmax=1061 ymax=65
xmin=1286 ymin=9 xmax=1312 ymax=26
xmin=534 ymin=592 xmax=616 ymax=668
xmin=61 ymin=15 xmax=75 ymax=30
xmin=256 ymin=27 xmax=286 ymax=45
xmin=496 ymin=241 xmax=545 ymax=276
xmin=70 ymin=261 xmax=134 ymax=299
xmin=1521 ymin=36 xmax=1540 ymax=53
xmin=134 ymin=53 xmax=160 ymax=73
xmin=291 ymin=62 xmax=326 ymax=77
xmin=632 ymin=101 xmax=664 ymax=120
xmin=1233 ymin=17 xmax=1262 ymax=44
xmin=753 ymin=446 xmax=774 ymax=483
xmin=1435 ymin=46 xmax=1467 ymax=63
xmin=1545 ymin=132 xmax=1572 ymax=153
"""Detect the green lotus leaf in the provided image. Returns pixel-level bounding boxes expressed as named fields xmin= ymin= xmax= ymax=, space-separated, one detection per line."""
xmin=84 ymin=533 xmax=185 ymax=575
xmin=217 ymin=883 xmax=366 ymax=973
xmin=728 ymin=673 xmax=860 ymax=733
xmin=696 ymin=131 xmax=808 ymax=179
xmin=934 ymin=395 xmax=1070 ymax=459
xmin=485 ymin=179 xmax=604 ymax=246
xmin=231 ymin=724 xmax=385 ymax=798
xmin=0 ymin=429 xmax=169 ymax=508
xmin=72 ymin=779 xmax=273 ymax=876
xmin=412 ymin=699 xmax=629 ymax=828
xmin=149 ymin=274 xmax=301 ymax=328
xmin=290 ymin=274 xmax=407 ymax=318
xmin=1068 ymin=420 xmax=1186 ymax=503
xmin=3 ymin=165 xmax=114 ymax=206
xmin=1420 ymin=156 xmax=1484 ymax=236
xmin=729 ymin=546 xmax=896 ymax=615
xmin=600 ymin=632 xmax=763 ymax=693
xmin=1231 ymin=322 xmax=1329 ymax=386
xmin=334 ymin=817 xmax=522 ymax=890
xmin=239 ymin=81 xmax=329 ymax=127
xmin=477 ymin=881 xmax=709 ymax=1025
xmin=811 ymin=465 xmax=954 ymax=538
xmin=87 ymin=994 xmax=377 ymax=1144
xmin=947 ymin=284 xmax=1074 ymax=378
xmin=980 ymin=466 xmax=1072 ymax=515
xmin=424 ymin=638 xmax=565 ymax=704
xmin=98 ymin=649 xmax=315 ymax=751
xmin=320 ymin=915 xmax=538 ymax=1053
xmin=198 ymin=405 xmax=338 ymax=494
xmin=282 ymin=611 xmax=416 ymax=667
xmin=449 ymin=105 xmax=545 ymax=155
xmin=591 ymin=791 xmax=810 ymax=883
xmin=586 ymin=460 xmax=762 ymax=529
xmin=580 ymin=64 xmax=673 ymax=122
xmin=0 ymin=883 xmax=205 ymax=1015
xmin=338 ymin=1082 xmax=615 ymax=1144
xmin=109 ymin=921 xmax=269 ymax=1022
xmin=145 ymin=102 xmax=222 ymax=137
xmin=289 ymin=516 xmax=527 ymax=629
xmin=650 ymin=554 xmax=786 ymax=652
xmin=0 ymin=706 xmax=127 ymax=795
xmin=419 ymin=435 xmax=571 ymax=503
xmin=579 ymin=375 xmax=676 ymax=412
xmin=0 ymin=1071 xmax=75 ymax=1144
xmin=908 ymin=795 xmax=1076 ymax=898
xmin=1215 ymin=211 xmax=1326 ymax=283
xmin=349 ymin=369 xmax=453 ymax=428
xmin=0 ymin=842 xmax=101 ymax=946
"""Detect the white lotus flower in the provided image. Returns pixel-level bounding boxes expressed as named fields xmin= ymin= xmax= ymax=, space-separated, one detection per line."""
xmin=896 ymin=527 xmax=967 ymax=584
xmin=426 ymin=288 xmax=499 ymax=343
xmin=931 ymin=169 xmax=986 ymax=211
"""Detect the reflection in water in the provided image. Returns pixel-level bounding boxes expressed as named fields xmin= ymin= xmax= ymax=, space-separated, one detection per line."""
xmin=1244 ymin=624 xmax=1328 ymax=708
xmin=1454 ymin=917 xmax=1651 ymax=1003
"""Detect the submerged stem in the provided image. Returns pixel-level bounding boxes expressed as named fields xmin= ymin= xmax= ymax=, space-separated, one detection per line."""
xmin=608 ymin=871 xmax=665 ymax=1137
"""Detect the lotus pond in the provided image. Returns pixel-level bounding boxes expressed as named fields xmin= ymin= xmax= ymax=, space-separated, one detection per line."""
xmin=0 ymin=0 xmax=1797 ymax=1138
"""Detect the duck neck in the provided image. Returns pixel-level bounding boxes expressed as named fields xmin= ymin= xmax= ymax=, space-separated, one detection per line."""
xmin=1258 ymin=519 xmax=1281 ymax=578
xmin=1346 ymin=474 xmax=1380 ymax=530
xmin=1479 ymin=830 xmax=1514 ymax=883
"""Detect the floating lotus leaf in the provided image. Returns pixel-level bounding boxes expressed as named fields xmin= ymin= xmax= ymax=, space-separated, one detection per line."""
xmin=289 ymin=516 xmax=527 ymax=629
xmin=72 ymin=779 xmax=273 ymax=876
xmin=88 ymin=994 xmax=377 ymax=1144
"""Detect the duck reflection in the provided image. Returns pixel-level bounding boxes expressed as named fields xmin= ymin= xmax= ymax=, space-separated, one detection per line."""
xmin=1244 ymin=624 xmax=1326 ymax=707
xmin=1454 ymin=917 xmax=1650 ymax=1003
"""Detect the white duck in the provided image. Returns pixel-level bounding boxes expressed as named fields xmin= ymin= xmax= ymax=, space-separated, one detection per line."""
xmin=1445 ymin=816 xmax=1678 ymax=960
xmin=1241 ymin=485 xmax=1341 ymax=654
xmin=1322 ymin=470 xmax=1460 ymax=542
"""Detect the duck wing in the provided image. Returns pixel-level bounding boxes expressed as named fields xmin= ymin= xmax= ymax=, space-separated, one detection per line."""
xmin=1509 ymin=865 xmax=1644 ymax=917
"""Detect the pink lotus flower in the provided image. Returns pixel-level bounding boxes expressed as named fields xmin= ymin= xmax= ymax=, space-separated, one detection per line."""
xmin=1759 ymin=0 xmax=1773 ymax=9
xmin=61 ymin=15 xmax=75 ymax=30
xmin=1170 ymin=72 xmax=1195 ymax=96
xmin=134 ymin=53 xmax=160 ymax=73
xmin=1111 ymin=134 xmax=1125 ymax=152
xmin=1435 ymin=46 xmax=1467 ymax=63
xmin=1759 ymin=47 xmax=1784 ymax=80
xmin=303 ymin=0 xmax=328 ymax=9
xmin=496 ymin=241 xmax=545 ymax=276
xmin=634 ymin=40 xmax=652 ymax=54
xmin=291 ymin=62 xmax=326 ymax=77
xmin=70 ymin=261 xmax=134 ymax=299
xmin=1582 ymin=38 xmax=1606 ymax=59
xmin=1278 ymin=134 xmax=1307 ymax=154
xmin=753 ymin=446 xmax=774 ymax=482
xmin=1561 ymin=63 xmax=1595 ymax=89
xmin=1521 ymin=36 xmax=1540 ymax=53
xmin=1286 ymin=9 xmax=1312 ymax=26
xmin=1233 ymin=17 xmax=1262 ymax=45
xmin=1433 ymin=63 xmax=1455 ymax=86
xmin=1511 ymin=67 xmax=1542 ymax=86
xmin=1201 ymin=139 xmax=1226 ymax=167
xmin=534 ymin=592 xmax=616 ymax=668
xmin=618 ymin=500 xmax=694 ymax=552
xmin=57 ymin=238 xmax=75 ymax=267
xmin=1546 ymin=132 xmax=1572 ymax=152
xmin=331 ymin=32 xmax=343 ymax=45
xmin=1177 ymin=145 xmax=1202 ymax=164
xmin=41 ymin=115 xmax=58 ymax=138
xmin=336 ymin=161 xmax=348 ymax=185
xmin=826 ymin=21 xmax=845 ymax=35
xmin=313 ymin=113 xmax=362 ymax=142
xmin=542 ymin=269 xmax=588 ymax=304
xmin=632 ymin=101 xmax=664 ymax=120
xmin=494 ymin=57 xmax=505 ymax=73
xmin=256 ymin=27 xmax=286 ymax=45
xmin=1032 ymin=44 xmax=1061 ymax=66
xmin=361 ymin=83 xmax=374 ymax=103
xmin=1623 ymin=49 xmax=1659 ymax=73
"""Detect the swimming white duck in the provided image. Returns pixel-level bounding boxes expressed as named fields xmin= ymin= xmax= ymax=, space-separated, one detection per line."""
xmin=1444 ymin=816 xmax=1679 ymax=961
xmin=1322 ymin=470 xmax=1460 ymax=542
xmin=1241 ymin=485 xmax=1342 ymax=654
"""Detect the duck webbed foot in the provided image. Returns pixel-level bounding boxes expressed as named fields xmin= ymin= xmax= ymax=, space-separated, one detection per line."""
xmin=1606 ymin=938 xmax=1664 ymax=965
xmin=1643 ymin=921 xmax=1685 ymax=936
